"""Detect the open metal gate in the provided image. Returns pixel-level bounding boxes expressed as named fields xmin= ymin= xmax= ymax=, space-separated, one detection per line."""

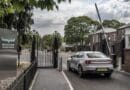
xmin=37 ymin=50 xmax=53 ymax=68
xmin=36 ymin=33 xmax=59 ymax=68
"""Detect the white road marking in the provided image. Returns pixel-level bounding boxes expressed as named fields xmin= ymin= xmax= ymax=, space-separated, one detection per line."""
xmin=62 ymin=71 xmax=74 ymax=90
xmin=29 ymin=70 xmax=39 ymax=90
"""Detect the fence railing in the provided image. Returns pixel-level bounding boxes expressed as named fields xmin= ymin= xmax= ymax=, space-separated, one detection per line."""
xmin=7 ymin=60 xmax=37 ymax=90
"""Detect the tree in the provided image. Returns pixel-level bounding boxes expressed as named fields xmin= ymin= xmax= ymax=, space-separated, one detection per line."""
xmin=42 ymin=34 xmax=53 ymax=49
xmin=97 ymin=19 xmax=125 ymax=29
xmin=0 ymin=0 xmax=71 ymax=46
xmin=53 ymin=31 xmax=62 ymax=48
xmin=64 ymin=16 xmax=99 ymax=45
xmin=0 ymin=0 xmax=71 ymax=17
xmin=42 ymin=31 xmax=62 ymax=49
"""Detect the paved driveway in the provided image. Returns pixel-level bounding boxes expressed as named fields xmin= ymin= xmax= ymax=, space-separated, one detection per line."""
xmin=59 ymin=52 xmax=130 ymax=90
xmin=32 ymin=69 xmax=70 ymax=90
xmin=64 ymin=70 xmax=130 ymax=90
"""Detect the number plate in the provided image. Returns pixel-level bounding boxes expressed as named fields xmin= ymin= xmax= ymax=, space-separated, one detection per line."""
xmin=97 ymin=68 xmax=108 ymax=71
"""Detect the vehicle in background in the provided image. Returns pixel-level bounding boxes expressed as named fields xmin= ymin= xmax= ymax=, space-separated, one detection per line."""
xmin=67 ymin=51 xmax=113 ymax=78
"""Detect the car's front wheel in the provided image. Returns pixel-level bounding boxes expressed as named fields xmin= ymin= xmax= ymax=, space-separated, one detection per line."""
xmin=78 ymin=66 xmax=84 ymax=78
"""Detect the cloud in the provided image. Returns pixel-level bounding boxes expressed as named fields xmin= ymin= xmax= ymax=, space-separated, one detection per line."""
xmin=32 ymin=0 xmax=130 ymax=36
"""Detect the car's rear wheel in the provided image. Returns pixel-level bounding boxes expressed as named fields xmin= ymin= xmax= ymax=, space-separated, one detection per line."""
xmin=104 ymin=73 xmax=112 ymax=78
xmin=78 ymin=66 xmax=84 ymax=78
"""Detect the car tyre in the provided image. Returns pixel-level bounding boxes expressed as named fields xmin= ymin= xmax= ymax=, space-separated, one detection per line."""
xmin=78 ymin=66 xmax=84 ymax=78
xmin=104 ymin=73 xmax=112 ymax=78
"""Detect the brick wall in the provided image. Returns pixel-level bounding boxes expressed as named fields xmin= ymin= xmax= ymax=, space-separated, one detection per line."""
xmin=116 ymin=29 xmax=125 ymax=56
xmin=122 ymin=49 xmax=130 ymax=72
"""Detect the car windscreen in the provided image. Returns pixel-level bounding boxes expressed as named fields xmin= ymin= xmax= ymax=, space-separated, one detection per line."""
xmin=87 ymin=53 xmax=107 ymax=58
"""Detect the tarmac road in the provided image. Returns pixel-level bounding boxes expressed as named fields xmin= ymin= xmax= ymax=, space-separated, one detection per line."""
xmin=60 ymin=52 xmax=130 ymax=90
xmin=64 ymin=70 xmax=130 ymax=90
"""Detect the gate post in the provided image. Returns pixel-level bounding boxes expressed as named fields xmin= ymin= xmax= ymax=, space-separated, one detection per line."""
xmin=53 ymin=32 xmax=59 ymax=68
xmin=31 ymin=35 xmax=36 ymax=63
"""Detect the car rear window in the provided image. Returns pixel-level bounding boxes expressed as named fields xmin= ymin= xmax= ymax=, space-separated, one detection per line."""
xmin=87 ymin=53 xmax=107 ymax=58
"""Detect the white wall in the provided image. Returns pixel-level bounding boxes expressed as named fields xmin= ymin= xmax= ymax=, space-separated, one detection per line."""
xmin=125 ymin=28 xmax=130 ymax=49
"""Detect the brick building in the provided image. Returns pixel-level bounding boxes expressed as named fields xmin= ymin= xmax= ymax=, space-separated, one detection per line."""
xmin=87 ymin=25 xmax=130 ymax=72
xmin=116 ymin=24 xmax=130 ymax=72
xmin=89 ymin=28 xmax=117 ymax=55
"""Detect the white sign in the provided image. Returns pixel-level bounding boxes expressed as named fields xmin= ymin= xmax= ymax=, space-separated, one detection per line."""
xmin=2 ymin=44 xmax=15 ymax=48
xmin=0 ymin=28 xmax=17 ymax=49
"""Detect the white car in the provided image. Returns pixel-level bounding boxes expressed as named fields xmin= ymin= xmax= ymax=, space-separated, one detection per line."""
xmin=67 ymin=51 xmax=113 ymax=78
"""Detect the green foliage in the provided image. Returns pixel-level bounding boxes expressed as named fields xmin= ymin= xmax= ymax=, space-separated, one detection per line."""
xmin=42 ymin=31 xmax=62 ymax=49
xmin=21 ymin=30 xmax=42 ymax=49
xmin=21 ymin=30 xmax=33 ymax=45
xmin=42 ymin=34 xmax=53 ymax=49
xmin=64 ymin=16 xmax=99 ymax=45
xmin=0 ymin=0 xmax=70 ymax=47
xmin=0 ymin=0 xmax=71 ymax=17
xmin=53 ymin=31 xmax=62 ymax=48
xmin=0 ymin=0 xmax=71 ymax=30
xmin=97 ymin=19 xmax=125 ymax=29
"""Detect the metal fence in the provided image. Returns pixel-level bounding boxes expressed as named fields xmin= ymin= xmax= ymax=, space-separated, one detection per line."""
xmin=7 ymin=60 xmax=37 ymax=90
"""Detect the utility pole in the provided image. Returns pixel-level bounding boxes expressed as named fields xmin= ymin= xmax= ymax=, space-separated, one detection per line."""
xmin=95 ymin=3 xmax=111 ymax=55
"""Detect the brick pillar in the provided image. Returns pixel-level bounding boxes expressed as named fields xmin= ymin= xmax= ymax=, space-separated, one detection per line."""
xmin=122 ymin=49 xmax=130 ymax=73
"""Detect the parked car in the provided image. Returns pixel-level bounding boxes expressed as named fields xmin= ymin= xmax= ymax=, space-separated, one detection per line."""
xmin=67 ymin=51 xmax=113 ymax=78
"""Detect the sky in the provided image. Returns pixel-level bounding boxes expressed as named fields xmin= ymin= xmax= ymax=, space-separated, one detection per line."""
xmin=31 ymin=0 xmax=130 ymax=36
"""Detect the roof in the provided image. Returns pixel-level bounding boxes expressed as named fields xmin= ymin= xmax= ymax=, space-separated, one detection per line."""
xmin=118 ymin=23 xmax=130 ymax=30
xmin=94 ymin=28 xmax=116 ymax=34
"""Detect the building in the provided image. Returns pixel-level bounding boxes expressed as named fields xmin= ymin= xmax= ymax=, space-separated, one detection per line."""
xmin=87 ymin=25 xmax=130 ymax=72
xmin=89 ymin=28 xmax=117 ymax=55
xmin=116 ymin=24 xmax=130 ymax=72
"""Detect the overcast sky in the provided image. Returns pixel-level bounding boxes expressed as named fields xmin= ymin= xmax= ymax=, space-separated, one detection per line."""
xmin=31 ymin=0 xmax=130 ymax=36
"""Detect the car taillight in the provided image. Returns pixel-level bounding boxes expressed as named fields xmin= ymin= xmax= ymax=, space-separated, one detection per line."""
xmin=85 ymin=60 xmax=91 ymax=64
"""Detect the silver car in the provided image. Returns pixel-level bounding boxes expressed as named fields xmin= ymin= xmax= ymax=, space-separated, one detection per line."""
xmin=67 ymin=51 xmax=113 ymax=78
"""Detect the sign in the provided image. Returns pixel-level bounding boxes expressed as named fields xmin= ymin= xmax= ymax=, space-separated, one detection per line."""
xmin=0 ymin=28 xmax=17 ymax=49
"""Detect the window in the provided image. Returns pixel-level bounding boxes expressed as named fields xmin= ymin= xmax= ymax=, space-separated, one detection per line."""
xmin=87 ymin=52 xmax=107 ymax=58
xmin=71 ymin=55 xmax=77 ymax=58
xmin=77 ymin=54 xmax=84 ymax=58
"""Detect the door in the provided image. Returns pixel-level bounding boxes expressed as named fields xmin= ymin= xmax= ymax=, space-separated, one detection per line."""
xmin=74 ymin=53 xmax=84 ymax=70
xmin=70 ymin=55 xmax=77 ymax=69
